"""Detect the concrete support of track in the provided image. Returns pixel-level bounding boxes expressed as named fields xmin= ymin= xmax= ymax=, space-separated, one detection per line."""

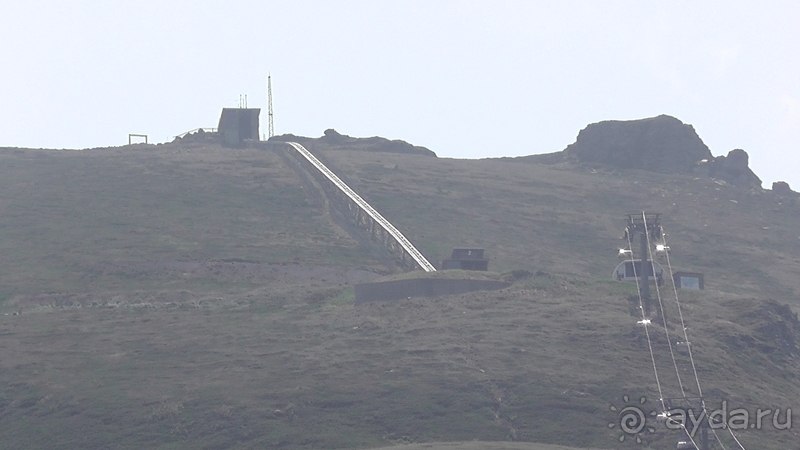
xmin=354 ymin=278 xmax=511 ymax=305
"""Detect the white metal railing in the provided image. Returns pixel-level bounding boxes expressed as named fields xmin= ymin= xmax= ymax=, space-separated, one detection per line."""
xmin=285 ymin=141 xmax=436 ymax=272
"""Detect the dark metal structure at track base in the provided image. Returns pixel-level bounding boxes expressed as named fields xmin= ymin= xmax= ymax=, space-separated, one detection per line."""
xmin=441 ymin=248 xmax=489 ymax=271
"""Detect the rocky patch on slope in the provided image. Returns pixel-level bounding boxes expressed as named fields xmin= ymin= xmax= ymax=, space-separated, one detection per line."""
xmin=722 ymin=298 xmax=800 ymax=361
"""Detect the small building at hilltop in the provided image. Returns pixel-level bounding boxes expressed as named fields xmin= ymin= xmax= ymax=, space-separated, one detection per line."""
xmin=218 ymin=108 xmax=260 ymax=146
xmin=441 ymin=248 xmax=489 ymax=271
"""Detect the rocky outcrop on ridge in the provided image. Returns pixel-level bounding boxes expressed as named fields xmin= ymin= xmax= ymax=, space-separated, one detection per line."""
xmin=771 ymin=181 xmax=796 ymax=197
xmin=270 ymin=129 xmax=436 ymax=157
xmin=511 ymin=115 xmax=764 ymax=189
xmin=563 ymin=115 xmax=714 ymax=174
xmin=694 ymin=149 xmax=762 ymax=188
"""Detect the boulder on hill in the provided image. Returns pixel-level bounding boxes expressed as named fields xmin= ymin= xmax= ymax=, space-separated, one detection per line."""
xmin=510 ymin=114 xmax=764 ymax=189
xmin=772 ymin=180 xmax=793 ymax=194
xmin=270 ymin=129 xmax=436 ymax=157
xmin=703 ymin=149 xmax=762 ymax=188
xmin=563 ymin=115 xmax=713 ymax=173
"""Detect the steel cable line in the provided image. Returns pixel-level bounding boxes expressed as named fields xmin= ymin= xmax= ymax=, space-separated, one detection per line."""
xmin=664 ymin=239 xmax=732 ymax=450
xmin=625 ymin=213 xmax=698 ymax=450
xmin=661 ymin=228 xmax=746 ymax=450
xmin=626 ymin=225 xmax=667 ymax=413
xmin=643 ymin=213 xmax=687 ymax=398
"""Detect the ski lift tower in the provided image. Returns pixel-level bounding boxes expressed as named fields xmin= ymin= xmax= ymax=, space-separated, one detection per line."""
xmin=624 ymin=212 xmax=662 ymax=314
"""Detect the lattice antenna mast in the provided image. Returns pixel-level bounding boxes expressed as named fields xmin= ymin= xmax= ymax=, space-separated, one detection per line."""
xmin=267 ymin=75 xmax=274 ymax=138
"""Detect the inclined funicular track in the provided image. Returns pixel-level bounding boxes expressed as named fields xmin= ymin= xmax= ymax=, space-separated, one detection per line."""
xmin=280 ymin=141 xmax=436 ymax=272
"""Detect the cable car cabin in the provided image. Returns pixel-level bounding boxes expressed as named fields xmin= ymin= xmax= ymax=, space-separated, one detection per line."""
xmin=612 ymin=259 xmax=665 ymax=286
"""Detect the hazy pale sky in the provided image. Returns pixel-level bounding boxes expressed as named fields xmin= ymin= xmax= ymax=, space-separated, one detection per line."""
xmin=2 ymin=1 xmax=798 ymax=188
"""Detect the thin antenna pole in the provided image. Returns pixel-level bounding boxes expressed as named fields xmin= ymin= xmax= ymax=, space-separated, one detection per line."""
xmin=268 ymin=74 xmax=274 ymax=138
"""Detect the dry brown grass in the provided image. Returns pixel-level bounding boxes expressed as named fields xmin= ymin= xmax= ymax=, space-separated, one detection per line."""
xmin=364 ymin=441 xmax=604 ymax=450
xmin=1 ymin=140 xmax=800 ymax=449
xmin=316 ymin=146 xmax=800 ymax=301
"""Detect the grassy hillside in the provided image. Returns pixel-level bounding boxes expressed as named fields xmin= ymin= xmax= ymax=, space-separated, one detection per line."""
xmin=1 ymin=140 xmax=799 ymax=450
xmin=0 ymin=143 xmax=380 ymax=303
xmin=314 ymin=146 xmax=800 ymax=301
xmin=366 ymin=442 xmax=606 ymax=450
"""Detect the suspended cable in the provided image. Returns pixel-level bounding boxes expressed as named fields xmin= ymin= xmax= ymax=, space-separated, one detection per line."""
xmin=661 ymin=227 xmax=746 ymax=450
xmin=626 ymin=224 xmax=667 ymax=413
xmin=625 ymin=214 xmax=741 ymax=450
xmin=642 ymin=213 xmax=687 ymax=399
xmin=635 ymin=214 xmax=701 ymax=450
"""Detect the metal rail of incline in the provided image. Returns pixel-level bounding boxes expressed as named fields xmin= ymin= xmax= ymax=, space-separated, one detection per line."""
xmin=284 ymin=141 xmax=437 ymax=272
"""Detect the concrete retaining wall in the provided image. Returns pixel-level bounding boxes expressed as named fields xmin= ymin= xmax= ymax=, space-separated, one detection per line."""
xmin=354 ymin=278 xmax=510 ymax=305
